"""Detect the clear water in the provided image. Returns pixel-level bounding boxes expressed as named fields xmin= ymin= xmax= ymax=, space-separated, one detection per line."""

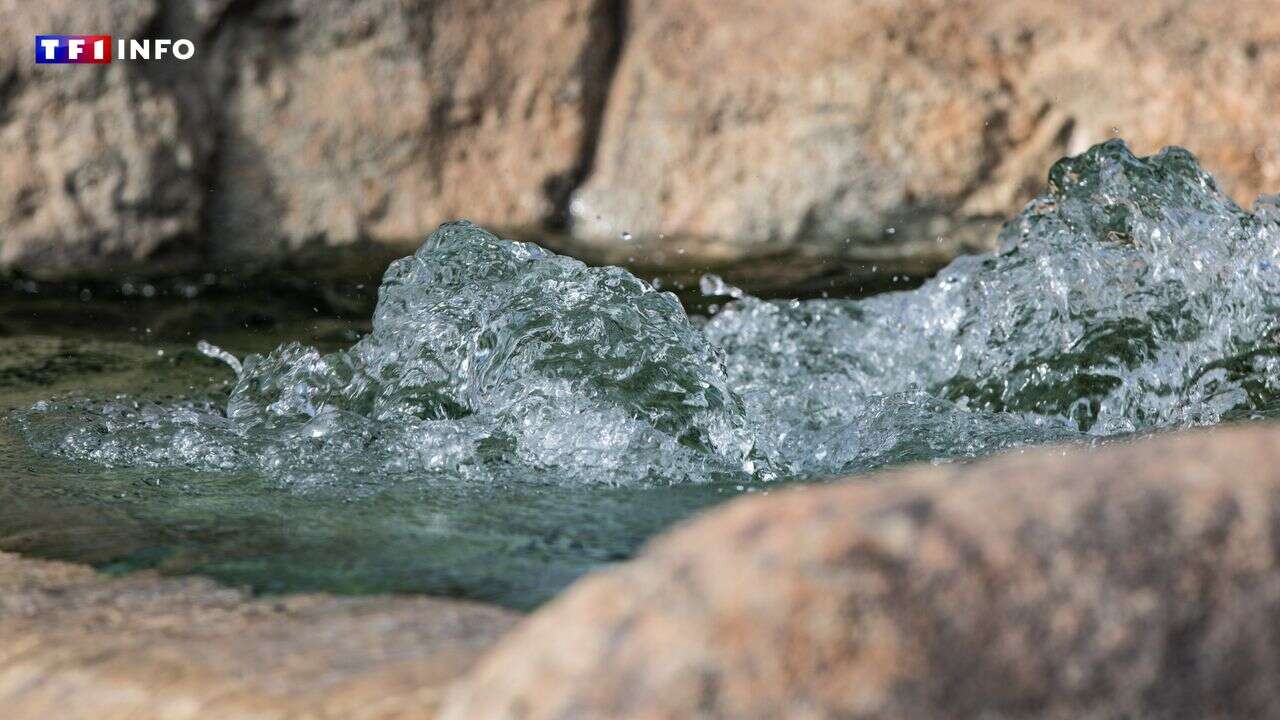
xmin=6 ymin=140 xmax=1280 ymax=607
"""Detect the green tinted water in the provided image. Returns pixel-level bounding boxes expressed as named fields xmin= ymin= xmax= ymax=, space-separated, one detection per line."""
xmin=0 ymin=333 xmax=735 ymax=608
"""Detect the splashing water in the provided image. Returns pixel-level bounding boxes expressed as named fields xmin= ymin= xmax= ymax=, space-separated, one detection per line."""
xmin=10 ymin=139 xmax=1280 ymax=606
xmin=17 ymin=140 xmax=1280 ymax=491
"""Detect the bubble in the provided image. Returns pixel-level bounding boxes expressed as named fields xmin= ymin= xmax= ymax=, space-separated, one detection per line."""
xmin=22 ymin=141 xmax=1280 ymax=488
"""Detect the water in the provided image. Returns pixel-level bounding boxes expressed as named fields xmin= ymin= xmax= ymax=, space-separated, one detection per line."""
xmin=5 ymin=140 xmax=1280 ymax=607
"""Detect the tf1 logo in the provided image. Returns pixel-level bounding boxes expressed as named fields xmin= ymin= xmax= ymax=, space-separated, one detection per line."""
xmin=35 ymin=35 xmax=196 ymax=64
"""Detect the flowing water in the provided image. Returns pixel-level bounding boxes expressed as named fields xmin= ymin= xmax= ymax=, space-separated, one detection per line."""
xmin=5 ymin=140 xmax=1280 ymax=608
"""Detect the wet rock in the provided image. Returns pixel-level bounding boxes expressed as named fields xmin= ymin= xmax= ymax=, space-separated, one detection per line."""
xmin=568 ymin=0 xmax=1280 ymax=275
xmin=0 ymin=551 xmax=519 ymax=719
xmin=443 ymin=423 xmax=1280 ymax=719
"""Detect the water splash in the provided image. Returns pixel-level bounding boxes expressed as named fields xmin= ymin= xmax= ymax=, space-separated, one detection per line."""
xmin=19 ymin=140 xmax=1280 ymax=486
xmin=197 ymin=340 xmax=242 ymax=375
xmin=23 ymin=224 xmax=755 ymax=486
xmin=706 ymin=140 xmax=1280 ymax=476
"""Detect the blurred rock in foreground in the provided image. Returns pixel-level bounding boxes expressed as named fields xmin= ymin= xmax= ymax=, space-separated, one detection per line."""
xmin=3 ymin=0 xmax=1280 ymax=284
xmin=0 ymin=551 xmax=518 ymax=719
xmin=444 ymin=423 xmax=1280 ymax=719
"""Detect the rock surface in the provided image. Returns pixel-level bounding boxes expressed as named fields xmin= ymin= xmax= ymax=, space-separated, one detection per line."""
xmin=0 ymin=551 xmax=519 ymax=719
xmin=0 ymin=0 xmax=618 ymax=278
xmin=201 ymin=0 xmax=619 ymax=266
xmin=5 ymin=1 xmax=1280 ymax=282
xmin=569 ymin=0 xmax=1280 ymax=274
xmin=0 ymin=0 xmax=210 ymax=279
xmin=442 ymin=423 xmax=1280 ymax=719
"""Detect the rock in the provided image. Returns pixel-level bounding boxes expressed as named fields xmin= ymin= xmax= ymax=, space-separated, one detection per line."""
xmin=6 ymin=1 xmax=1280 ymax=285
xmin=442 ymin=423 xmax=1280 ymax=719
xmin=0 ymin=551 xmax=519 ymax=719
xmin=203 ymin=0 xmax=620 ymax=265
xmin=0 ymin=0 xmax=619 ymax=277
xmin=0 ymin=0 xmax=211 ymax=279
xmin=568 ymin=0 xmax=1280 ymax=277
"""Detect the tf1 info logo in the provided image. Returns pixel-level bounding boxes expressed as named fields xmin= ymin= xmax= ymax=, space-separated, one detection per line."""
xmin=35 ymin=35 xmax=196 ymax=64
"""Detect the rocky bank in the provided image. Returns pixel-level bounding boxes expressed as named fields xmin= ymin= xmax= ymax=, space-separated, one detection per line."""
xmin=3 ymin=0 xmax=1280 ymax=283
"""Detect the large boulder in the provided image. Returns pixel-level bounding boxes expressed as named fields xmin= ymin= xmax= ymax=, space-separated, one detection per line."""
xmin=0 ymin=0 xmax=210 ymax=279
xmin=0 ymin=0 xmax=618 ymax=277
xmin=442 ymin=423 xmax=1280 ymax=719
xmin=0 ymin=551 xmax=519 ymax=719
xmin=567 ymin=0 xmax=1280 ymax=275
xmin=203 ymin=0 xmax=619 ymax=265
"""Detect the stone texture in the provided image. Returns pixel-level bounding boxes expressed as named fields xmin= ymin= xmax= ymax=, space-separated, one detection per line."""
xmin=0 ymin=551 xmax=519 ymax=719
xmin=5 ymin=0 xmax=1280 ymax=285
xmin=568 ymin=0 xmax=1280 ymax=275
xmin=203 ymin=0 xmax=619 ymax=265
xmin=0 ymin=0 xmax=618 ymax=277
xmin=443 ymin=423 xmax=1280 ymax=719
xmin=0 ymin=0 xmax=210 ymax=279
